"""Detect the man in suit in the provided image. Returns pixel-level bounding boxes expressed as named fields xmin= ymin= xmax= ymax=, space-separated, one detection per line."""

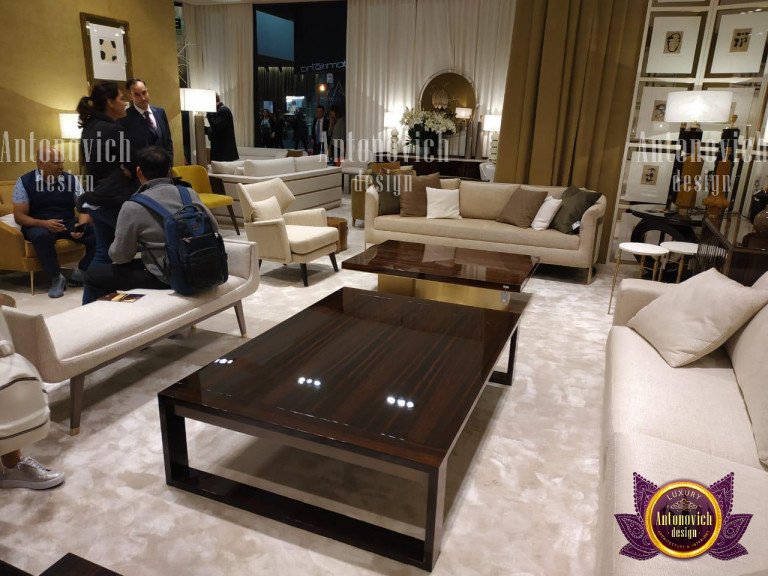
xmin=206 ymin=94 xmax=239 ymax=161
xmin=120 ymin=78 xmax=173 ymax=168
xmin=312 ymin=105 xmax=329 ymax=155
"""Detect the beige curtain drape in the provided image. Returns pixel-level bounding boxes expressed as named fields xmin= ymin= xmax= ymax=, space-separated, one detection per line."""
xmin=495 ymin=0 xmax=648 ymax=260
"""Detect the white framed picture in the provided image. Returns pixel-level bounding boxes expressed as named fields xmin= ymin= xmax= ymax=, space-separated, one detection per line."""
xmin=634 ymin=85 xmax=686 ymax=140
xmin=645 ymin=16 xmax=702 ymax=74
xmin=624 ymin=150 xmax=677 ymax=203
xmin=80 ymin=13 xmax=132 ymax=85
xmin=710 ymin=12 xmax=768 ymax=74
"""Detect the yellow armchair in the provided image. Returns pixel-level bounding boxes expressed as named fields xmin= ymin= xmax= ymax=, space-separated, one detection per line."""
xmin=171 ymin=165 xmax=240 ymax=234
xmin=0 ymin=180 xmax=85 ymax=294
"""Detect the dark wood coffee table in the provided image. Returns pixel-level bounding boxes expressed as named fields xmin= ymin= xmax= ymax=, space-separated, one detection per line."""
xmin=158 ymin=287 xmax=527 ymax=571
xmin=342 ymin=240 xmax=538 ymax=311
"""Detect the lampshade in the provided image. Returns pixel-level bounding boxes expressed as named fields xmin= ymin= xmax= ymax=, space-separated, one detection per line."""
xmin=180 ymin=88 xmax=217 ymax=113
xmin=664 ymin=90 xmax=732 ymax=123
xmin=455 ymin=107 xmax=472 ymax=120
xmin=59 ymin=113 xmax=81 ymax=139
xmin=383 ymin=111 xmax=401 ymax=129
xmin=483 ymin=114 xmax=502 ymax=132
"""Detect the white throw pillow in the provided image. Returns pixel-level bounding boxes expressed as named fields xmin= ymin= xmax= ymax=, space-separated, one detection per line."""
xmin=210 ymin=160 xmax=243 ymax=175
xmin=531 ymin=196 xmax=562 ymax=230
xmin=250 ymin=196 xmax=283 ymax=221
xmin=628 ymin=268 xmax=768 ymax=367
xmin=426 ymin=186 xmax=461 ymax=219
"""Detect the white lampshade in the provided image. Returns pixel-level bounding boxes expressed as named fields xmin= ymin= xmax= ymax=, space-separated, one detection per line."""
xmin=383 ymin=111 xmax=400 ymax=129
xmin=455 ymin=107 xmax=472 ymax=120
xmin=59 ymin=113 xmax=81 ymax=139
xmin=180 ymin=88 xmax=217 ymax=113
xmin=483 ymin=114 xmax=502 ymax=132
xmin=664 ymin=90 xmax=732 ymax=123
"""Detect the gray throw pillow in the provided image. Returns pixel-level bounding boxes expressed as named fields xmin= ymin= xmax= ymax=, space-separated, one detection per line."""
xmin=497 ymin=188 xmax=548 ymax=228
xmin=549 ymin=186 xmax=602 ymax=234
xmin=375 ymin=169 xmax=414 ymax=216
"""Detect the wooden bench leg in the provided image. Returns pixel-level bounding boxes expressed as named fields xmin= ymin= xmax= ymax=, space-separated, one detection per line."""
xmin=69 ymin=374 xmax=85 ymax=436
xmin=233 ymin=301 xmax=247 ymax=337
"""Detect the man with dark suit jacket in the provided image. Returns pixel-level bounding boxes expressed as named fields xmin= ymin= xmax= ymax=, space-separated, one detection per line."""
xmin=312 ymin=105 xmax=330 ymax=155
xmin=120 ymin=78 xmax=173 ymax=168
xmin=206 ymin=94 xmax=239 ymax=161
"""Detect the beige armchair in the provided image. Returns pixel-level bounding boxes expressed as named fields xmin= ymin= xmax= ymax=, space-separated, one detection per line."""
xmin=237 ymin=178 xmax=339 ymax=286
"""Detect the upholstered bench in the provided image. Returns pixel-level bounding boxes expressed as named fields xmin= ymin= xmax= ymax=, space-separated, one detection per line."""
xmin=0 ymin=238 xmax=260 ymax=435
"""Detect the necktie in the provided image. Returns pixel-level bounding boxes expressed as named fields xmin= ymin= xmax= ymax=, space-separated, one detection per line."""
xmin=144 ymin=110 xmax=157 ymax=135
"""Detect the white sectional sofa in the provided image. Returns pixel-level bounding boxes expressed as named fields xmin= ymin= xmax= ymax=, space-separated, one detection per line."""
xmin=598 ymin=274 xmax=768 ymax=575
xmin=364 ymin=181 xmax=606 ymax=282
xmin=209 ymin=154 xmax=342 ymax=226
xmin=0 ymin=239 xmax=260 ymax=436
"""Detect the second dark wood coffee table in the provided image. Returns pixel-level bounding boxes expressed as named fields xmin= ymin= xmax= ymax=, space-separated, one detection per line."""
xmin=342 ymin=240 xmax=539 ymax=310
xmin=159 ymin=287 xmax=525 ymax=571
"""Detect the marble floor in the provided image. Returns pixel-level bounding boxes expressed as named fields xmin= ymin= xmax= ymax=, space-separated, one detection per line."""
xmin=0 ymin=197 xmax=638 ymax=575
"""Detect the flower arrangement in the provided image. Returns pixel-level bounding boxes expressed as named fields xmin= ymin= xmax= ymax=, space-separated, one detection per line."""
xmin=401 ymin=107 xmax=456 ymax=153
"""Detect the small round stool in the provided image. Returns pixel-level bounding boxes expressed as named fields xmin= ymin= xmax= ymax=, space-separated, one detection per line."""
xmin=660 ymin=241 xmax=699 ymax=284
xmin=608 ymin=242 xmax=669 ymax=314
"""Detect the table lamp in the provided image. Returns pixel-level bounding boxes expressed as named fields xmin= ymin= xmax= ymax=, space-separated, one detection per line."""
xmin=454 ymin=107 xmax=473 ymax=158
xmin=482 ymin=114 xmax=502 ymax=163
xmin=384 ymin=111 xmax=401 ymax=157
xmin=180 ymin=88 xmax=217 ymax=166
xmin=664 ymin=90 xmax=732 ymax=215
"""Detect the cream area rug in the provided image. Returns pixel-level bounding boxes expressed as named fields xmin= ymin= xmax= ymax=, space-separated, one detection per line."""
xmin=0 ymin=198 xmax=626 ymax=575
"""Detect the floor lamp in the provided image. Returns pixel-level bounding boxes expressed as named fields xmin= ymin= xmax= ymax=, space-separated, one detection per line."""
xmin=180 ymin=88 xmax=217 ymax=166
xmin=664 ymin=90 xmax=732 ymax=215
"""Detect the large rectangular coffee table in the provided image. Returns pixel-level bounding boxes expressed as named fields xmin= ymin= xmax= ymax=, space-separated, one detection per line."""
xmin=342 ymin=240 xmax=539 ymax=310
xmin=158 ymin=287 xmax=526 ymax=571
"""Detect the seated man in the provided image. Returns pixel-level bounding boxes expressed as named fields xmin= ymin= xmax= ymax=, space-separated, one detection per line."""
xmin=85 ymin=146 xmax=217 ymax=300
xmin=13 ymin=145 xmax=94 ymax=298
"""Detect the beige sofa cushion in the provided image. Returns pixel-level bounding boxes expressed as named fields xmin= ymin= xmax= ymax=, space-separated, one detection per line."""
xmin=458 ymin=181 xmax=518 ymax=220
xmin=628 ymin=268 xmax=768 ymax=367
xmin=210 ymin=160 xmax=244 ymax=175
xmin=244 ymin=158 xmax=296 ymax=177
xmin=294 ymin=154 xmax=329 ymax=172
xmin=606 ymin=326 xmax=761 ymax=468
xmin=726 ymin=272 xmax=768 ymax=466
xmin=374 ymin=216 xmax=579 ymax=249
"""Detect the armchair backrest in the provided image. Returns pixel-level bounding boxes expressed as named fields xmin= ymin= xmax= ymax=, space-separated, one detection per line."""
xmin=172 ymin=165 xmax=213 ymax=195
xmin=237 ymin=178 xmax=296 ymax=217
xmin=0 ymin=180 xmax=15 ymax=216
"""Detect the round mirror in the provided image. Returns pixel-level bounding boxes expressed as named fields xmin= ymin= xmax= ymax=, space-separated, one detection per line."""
xmin=419 ymin=71 xmax=476 ymax=115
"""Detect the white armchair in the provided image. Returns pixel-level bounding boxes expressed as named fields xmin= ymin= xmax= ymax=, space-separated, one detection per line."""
xmin=237 ymin=178 xmax=340 ymax=286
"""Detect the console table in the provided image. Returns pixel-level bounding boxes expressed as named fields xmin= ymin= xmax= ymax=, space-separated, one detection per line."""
xmin=696 ymin=214 xmax=768 ymax=286
xmin=375 ymin=153 xmax=483 ymax=179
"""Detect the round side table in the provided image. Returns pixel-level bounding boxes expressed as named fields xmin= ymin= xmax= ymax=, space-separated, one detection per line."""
xmin=608 ymin=242 xmax=669 ymax=314
xmin=660 ymin=241 xmax=699 ymax=284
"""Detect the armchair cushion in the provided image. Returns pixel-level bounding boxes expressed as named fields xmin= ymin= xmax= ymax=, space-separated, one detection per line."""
xmin=251 ymin=196 xmax=283 ymax=221
xmin=286 ymin=225 xmax=339 ymax=255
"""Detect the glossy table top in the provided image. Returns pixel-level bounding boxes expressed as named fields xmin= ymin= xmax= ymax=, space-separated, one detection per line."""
xmin=342 ymin=240 xmax=539 ymax=292
xmin=628 ymin=203 xmax=705 ymax=227
xmin=160 ymin=288 xmax=522 ymax=468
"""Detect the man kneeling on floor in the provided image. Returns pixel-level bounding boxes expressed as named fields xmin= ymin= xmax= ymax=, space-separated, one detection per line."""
xmin=84 ymin=145 xmax=218 ymax=300
xmin=13 ymin=145 xmax=94 ymax=298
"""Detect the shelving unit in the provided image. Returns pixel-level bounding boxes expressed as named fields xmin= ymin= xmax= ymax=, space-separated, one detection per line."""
xmin=608 ymin=0 xmax=768 ymax=261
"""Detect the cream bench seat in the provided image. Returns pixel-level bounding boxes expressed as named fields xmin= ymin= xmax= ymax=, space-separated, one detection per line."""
xmin=0 ymin=238 xmax=259 ymax=435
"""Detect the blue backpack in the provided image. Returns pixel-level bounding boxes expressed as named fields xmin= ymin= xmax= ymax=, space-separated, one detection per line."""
xmin=131 ymin=185 xmax=228 ymax=296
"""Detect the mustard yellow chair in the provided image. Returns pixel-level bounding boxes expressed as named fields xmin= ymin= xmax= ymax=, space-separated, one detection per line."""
xmin=171 ymin=165 xmax=240 ymax=234
xmin=0 ymin=180 xmax=86 ymax=294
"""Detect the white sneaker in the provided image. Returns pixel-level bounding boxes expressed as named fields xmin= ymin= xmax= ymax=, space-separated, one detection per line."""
xmin=0 ymin=456 xmax=65 ymax=490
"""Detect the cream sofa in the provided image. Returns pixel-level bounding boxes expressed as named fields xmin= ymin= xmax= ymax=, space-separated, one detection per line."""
xmin=365 ymin=181 xmax=606 ymax=282
xmin=209 ymin=155 xmax=342 ymax=227
xmin=598 ymin=275 xmax=768 ymax=575
xmin=0 ymin=238 xmax=260 ymax=436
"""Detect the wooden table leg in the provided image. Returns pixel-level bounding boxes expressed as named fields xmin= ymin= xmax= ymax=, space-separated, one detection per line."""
xmin=423 ymin=460 xmax=447 ymax=570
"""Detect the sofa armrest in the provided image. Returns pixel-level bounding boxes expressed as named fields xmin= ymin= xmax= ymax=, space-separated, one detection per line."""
xmin=613 ymin=279 xmax=675 ymax=326
xmin=283 ymin=208 xmax=327 ymax=227
xmin=577 ymin=197 xmax=606 ymax=264
xmin=0 ymin=222 xmax=26 ymax=270
xmin=244 ymin=219 xmax=291 ymax=262
xmin=0 ymin=307 xmax=60 ymax=382
xmin=364 ymin=186 xmax=379 ymax=233
xmin=222 ymin=238 xmax=258 ymax=282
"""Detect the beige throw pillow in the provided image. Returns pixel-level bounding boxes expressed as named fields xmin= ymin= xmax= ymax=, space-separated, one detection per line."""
xmin=426 ymin=187 xmax=461 ymax=219
xmin=628 ymin=268 xmax=768 ymax=367
xmin=497 ymin=188 xmax=548 ymax=228
xmin=250 ymin=196 xmax=283 ymax=221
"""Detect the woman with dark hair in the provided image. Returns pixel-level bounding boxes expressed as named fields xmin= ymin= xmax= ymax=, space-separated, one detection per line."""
xmin=77 ymin=81 xmax=137 ymax=304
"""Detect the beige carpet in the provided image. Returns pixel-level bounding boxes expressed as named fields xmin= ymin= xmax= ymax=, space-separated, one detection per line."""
xmin=0 ymin=198 xmax=634 ymax=575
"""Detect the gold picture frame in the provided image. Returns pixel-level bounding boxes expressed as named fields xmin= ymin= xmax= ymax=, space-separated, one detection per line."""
xmin=80 ymin=13 xmax=133 ymax=87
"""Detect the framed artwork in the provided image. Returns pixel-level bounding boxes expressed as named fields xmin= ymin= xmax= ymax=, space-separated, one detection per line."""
xmin=634 ymin=85 xmax=687 ymax=140
xmin=625 ymin=151 xmax=677 ymax=203
xmin=709 ymin=12 xmax=768 ymax=74
xmin=80 ymin=13 xmax=132 ymax=85
xmin=645 ymin=16 xmax=702 ymax=75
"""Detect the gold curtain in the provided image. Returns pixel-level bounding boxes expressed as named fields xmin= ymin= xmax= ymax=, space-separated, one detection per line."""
xmin=496 ymin=0 xmax=648 ymax=260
